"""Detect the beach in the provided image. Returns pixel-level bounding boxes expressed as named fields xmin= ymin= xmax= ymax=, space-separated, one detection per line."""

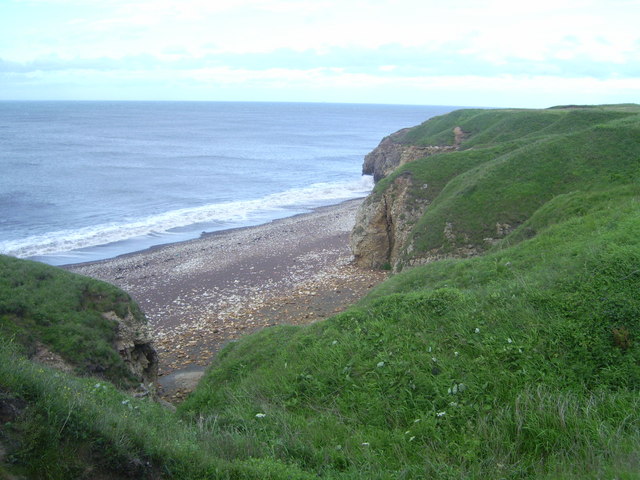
xmin=66 ymin=198 xmax=387 ymax=399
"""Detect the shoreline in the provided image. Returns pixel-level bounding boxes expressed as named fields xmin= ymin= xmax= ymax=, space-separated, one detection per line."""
xmin=61 ymin=198 xmax=365 ymax=269
xmin=66 ymin=198 xmax=388 ymax=401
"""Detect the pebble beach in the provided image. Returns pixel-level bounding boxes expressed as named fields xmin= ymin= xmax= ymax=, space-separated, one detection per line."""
xmin=66 ymin=199 xmax=387 ymax=400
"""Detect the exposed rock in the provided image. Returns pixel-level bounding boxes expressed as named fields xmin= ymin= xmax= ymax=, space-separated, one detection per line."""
xmin=103 ymin=309 xmax=158 ymax=385
xmin=350 ymin=172 xmax=429 ymax=269
xmin=362 ymin=128 xmax=459 ymax=182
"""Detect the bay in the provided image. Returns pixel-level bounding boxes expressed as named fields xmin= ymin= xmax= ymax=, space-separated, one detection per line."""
xmin=0 ymin=101 xmax=456 ymax=265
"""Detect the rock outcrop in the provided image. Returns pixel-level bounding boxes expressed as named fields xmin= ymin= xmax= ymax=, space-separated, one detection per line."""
xmin=352 ymin=125 xmax=467 ymax=269
xmin=350 ymin=172 xmax=430 ymax=269
xmin=103 ymin=309 xmax=158 ymax=386
xmin=363 ymin=128 xmax=458 ymax=182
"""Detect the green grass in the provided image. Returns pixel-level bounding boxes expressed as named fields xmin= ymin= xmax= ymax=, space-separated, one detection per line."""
xmin=2 ymin=104 xmax=640 ymax=478
xmin=179 ymin=182 xmax=640 ymax=478
xmin=0 ymin=255 xmax=148 ymax=388
xmin=376 ymin=105 xmax=640 ymax=267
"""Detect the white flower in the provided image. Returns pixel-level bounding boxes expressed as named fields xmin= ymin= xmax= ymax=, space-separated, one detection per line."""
xmin=436 ymin=411 xmax=446 ymax=417
xmin=454 ymin=351 xmax=459 ymax=356
xmin=431 ymin=357 xmax=437 ymax=362
xmin=255 ymin=413 xmax=266 ymax=418
xmin=475 ymin=328 xmax=480 ymax=334
xmin=361 ymin=442 xmax=370 ymax=446
xmin=413 ymin=418 xmax=421 ymax=423
xmin=94 ymin=383 xmax=101 ymax=389
xmin=377 ymin=361 xmax=385 ymax=368
xmin=409 ymin=436 xmax=415 ymax=442
xmin=332 ymin=340 xmax=338 ymax=345
xmin=121 ymin=399 xmax=129 ymax=405
xmin=405 ymin=430 xmax=411 ymax=435
xmin=507 ymin=338 xmax=513 ymax=344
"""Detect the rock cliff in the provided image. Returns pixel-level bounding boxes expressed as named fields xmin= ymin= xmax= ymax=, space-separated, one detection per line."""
xmin=362 ymin=127 xmax=461 ymax=182
xmin=352 ymin=125 xmax=465 ymax=270
xmin=351 ymin=172 xmax=430 ymax=269
xmin=103 ymin=309 xmax=158 ymax=387
xmin=0 ymin=255 xmax=158 ymax=390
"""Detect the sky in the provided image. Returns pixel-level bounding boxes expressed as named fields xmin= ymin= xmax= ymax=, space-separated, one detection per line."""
xmin=1 ymin=0 xmax=639 ymax=107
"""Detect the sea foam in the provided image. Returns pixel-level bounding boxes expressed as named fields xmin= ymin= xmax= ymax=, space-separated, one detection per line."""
xmin=0 ymin=176 xmax=373 ymax=260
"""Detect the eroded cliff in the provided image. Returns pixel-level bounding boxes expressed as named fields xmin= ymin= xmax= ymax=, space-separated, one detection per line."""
xmin=362 ymin=128 xmax=458 ymax=182
xmin=351 ymin=106 xmax=640 ymax=272
xmin=352 ymin=125 xmax=465 ymax=270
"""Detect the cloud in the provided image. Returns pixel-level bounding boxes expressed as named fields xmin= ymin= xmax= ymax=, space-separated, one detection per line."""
xmin=1 ymin=42 xmax=638 ymax=80
xmin=2 ymin=0 xmax=639 ymax=105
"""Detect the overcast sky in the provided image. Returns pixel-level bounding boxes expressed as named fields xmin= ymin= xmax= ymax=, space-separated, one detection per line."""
xmin=1 ymin=0 xmax=639 ymax=107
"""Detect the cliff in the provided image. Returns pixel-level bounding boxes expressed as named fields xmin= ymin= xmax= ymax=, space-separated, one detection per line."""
xmin=351 ymin=105 xmax=640 ymax=270
xmin=362 ymin=127 xmax=462 ymax=182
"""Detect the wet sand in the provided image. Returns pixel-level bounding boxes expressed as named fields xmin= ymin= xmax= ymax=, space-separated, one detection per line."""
xmin=66 ymin=199 xmax=387 ymax=400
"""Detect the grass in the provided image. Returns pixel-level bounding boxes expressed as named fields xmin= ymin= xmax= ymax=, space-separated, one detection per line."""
xmin=1 ymin=104 xmax=640 ymax=478
xmin=179 ymin=182 xmax=640 ymax=478
xmin=0 ymin=255 xmax=147 ymax=388
xmin=375 ymin=105 xmax=640 ymax=268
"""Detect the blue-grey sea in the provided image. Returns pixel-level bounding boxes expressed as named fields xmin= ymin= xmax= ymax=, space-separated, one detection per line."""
xmin=0 ymin=101 xmax=456 ymax=265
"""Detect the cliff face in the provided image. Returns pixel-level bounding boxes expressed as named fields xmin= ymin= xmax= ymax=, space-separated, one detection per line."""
xmin=363 ymin=127 xmax=462 ymax=182
xmin=351 ymin=106 xmax=640 ymax=273
xmin=350 ymin=172 xmax=430 ymax=269
xmin=353 ymin=125 xmax=464 ymax=270
xmin=103 ymin=309 xmax=158 ymax=386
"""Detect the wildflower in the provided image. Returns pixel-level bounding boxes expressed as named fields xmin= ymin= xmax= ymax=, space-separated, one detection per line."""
xmin=405 ymin=430 xmax=411 ymax=435
xmin=431 ymin=357 xmax=437 ymax=362
xmin=255 ymin=413 xmax=266 ymax=418
xmin=361 ymin=442 xmax=370 ymax=446
xmin=335 ymin=445 xmax=342 ymax=450
xmin=436 ymin=411 xmax=446 ymax=417
xmin=475 ymin=328 xmax=480 ymax=334
xmin=454 ymin=351 xmax=459 ymax=356
xmin=94 ymin=383 xmax=101 ymax=389
xmin=507 ymin=338 xmax=513 ymax=344
xmin=377 ymin=361 xmax=385 ymax=368
xmin=332 ymin=340 xmax=338 ymax=345
xmin=121 ymin=399 xmax=129 ymax=405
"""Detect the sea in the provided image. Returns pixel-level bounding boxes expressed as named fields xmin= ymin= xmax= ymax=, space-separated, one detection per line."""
xmin=0 ymin=101 xmax=457 ymax=266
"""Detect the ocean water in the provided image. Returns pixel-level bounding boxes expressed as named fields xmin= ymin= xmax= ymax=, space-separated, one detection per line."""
xmin=0 ymin=101 xmax=456 ymax=265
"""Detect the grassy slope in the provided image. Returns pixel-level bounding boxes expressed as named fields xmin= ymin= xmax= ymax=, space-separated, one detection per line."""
xmin=0 ymin=255 xmax=146 ymax=388
xmin=1 ymin=105 xmax=640 ymax=479
xmin=376 ymin=106 xmax=640 ymax=267
xmin=180 ymin=105 xmax=640 ymax=478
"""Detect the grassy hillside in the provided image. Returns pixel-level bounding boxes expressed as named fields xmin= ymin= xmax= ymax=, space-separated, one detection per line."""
xmin=372 ymin=105 xmax=640 ymax=269
xmin=0 ymin=255 xmax=149 ymax=388
xmin=1 ymin=105 xmax=639 ymax=479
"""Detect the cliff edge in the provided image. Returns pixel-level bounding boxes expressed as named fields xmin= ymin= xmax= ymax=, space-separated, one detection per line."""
xmin=351 ymin=105 xmax=640 ymax=270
